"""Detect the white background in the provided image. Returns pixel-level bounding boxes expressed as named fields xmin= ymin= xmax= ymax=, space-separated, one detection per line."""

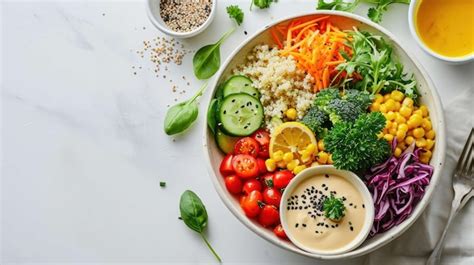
xmin=1 ymin=0 xmax=473 ymax=264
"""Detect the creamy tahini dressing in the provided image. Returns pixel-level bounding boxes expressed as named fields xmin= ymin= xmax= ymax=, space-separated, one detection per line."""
xmin=284 ymin=174 xmax=365 ymax=251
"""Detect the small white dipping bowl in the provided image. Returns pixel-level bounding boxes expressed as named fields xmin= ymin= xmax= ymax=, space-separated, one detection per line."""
xmin=408 ymin=0 xmax=474 ymax=64
xmin=146 ymin=0 xmax=216 ymax=38
xmin=280 ymin=165 xmax=374 ymax=255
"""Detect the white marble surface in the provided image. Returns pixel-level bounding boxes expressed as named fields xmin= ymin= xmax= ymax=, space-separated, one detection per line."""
xmin=1 ymin=0 xmax=473 ymax=264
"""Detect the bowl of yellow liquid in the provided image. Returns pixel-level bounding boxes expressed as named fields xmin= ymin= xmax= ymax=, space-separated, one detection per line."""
xmin=408 ymin=0 xmax=474 ymax=63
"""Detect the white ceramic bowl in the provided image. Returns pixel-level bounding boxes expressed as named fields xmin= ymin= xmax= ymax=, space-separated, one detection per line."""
xmin=280 ymin=166 xmax=374 ymax=255
xmin=408 ymin=0 xmax=474 ymax=64
xmin=203 ymin=11 xmax=446 ymax=260
xmin=146 ymin=0 xmax=216 ymax=38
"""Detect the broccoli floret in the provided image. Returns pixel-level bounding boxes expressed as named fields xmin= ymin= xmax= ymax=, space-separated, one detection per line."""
xmin=342 ymin=89 xmax=372 ymax=111
xmin=313 ymin=88 xmax=340 ymax=109
xmin=301 ymin=107 xmax=330 ymax=138
xmin=327 ymin=99 xmax=362 ymax=123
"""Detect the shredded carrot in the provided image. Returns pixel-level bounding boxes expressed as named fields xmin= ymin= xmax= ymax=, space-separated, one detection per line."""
xmin=269 ymin=16 xmax=353 ymax=92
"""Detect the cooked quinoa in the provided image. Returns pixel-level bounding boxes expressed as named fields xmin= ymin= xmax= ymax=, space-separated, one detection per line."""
xmin=232 ymin=45 xmax=315 ymax=132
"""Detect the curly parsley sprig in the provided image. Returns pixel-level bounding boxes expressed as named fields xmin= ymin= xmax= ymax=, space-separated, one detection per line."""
xmin=226 ymin=5 xmax=244 ymax=25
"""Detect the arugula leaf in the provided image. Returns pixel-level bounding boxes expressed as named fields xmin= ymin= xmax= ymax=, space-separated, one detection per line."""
xmin=226 ymin=5 xmax=244 ymax=25
xmin=334 ymin=29 xmax=419 ymax=102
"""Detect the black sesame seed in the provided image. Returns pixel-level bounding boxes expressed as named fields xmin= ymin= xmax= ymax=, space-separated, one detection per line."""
xmin=295 ymin=223 xmax=299 ymax=228
xmin=362 ymin=204 xmax=365 ymax=208
xmin=350 ymin=227 xmax=354 ymax=231
xmin=287 ymin=207 xmax=290 ymax=210
xmin=325 ymin=224 xmax=329 ymax=228
xmin=325 ymin=174 xmax=329 ymax=178
xmin=302 ymin=224 xmax=307 ymax=227
xmin=223 ymin=110 xmax=227 ymax=114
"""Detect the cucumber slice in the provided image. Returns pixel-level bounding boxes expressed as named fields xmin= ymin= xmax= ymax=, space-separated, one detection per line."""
xmin=223 ymin=75 xmax=260 ymax=98
xmin=219 ymin=93 xmax=264 ymax=136
xmin=215 ymin=128 xmax=239 ymax=154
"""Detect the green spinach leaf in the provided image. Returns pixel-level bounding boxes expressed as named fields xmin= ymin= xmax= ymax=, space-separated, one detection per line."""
xmin=193 ymin=28 xmax=235 ymax=80
xmin=179 ymin=190 xmax=222 ymax=262
xmin=207 ymin=98 xmax=218 ymax=135
xmin=164 ymin=82 xmax=207 ymax=135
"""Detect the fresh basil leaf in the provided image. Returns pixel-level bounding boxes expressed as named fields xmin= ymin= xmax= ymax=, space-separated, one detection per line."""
xmin=164 ymin=83 xmax=207 ymax=136
xmin=180 ymin=190 xmax=208 ymax=233
xmin=179 ymin=190 xmax=222 ymax=262
xmin=193 ymin=28 xmax=235 ymax=80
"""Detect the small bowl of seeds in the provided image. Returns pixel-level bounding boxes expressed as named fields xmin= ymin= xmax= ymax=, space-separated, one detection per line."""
xmin=147 ymin=0 xmax=216 ymax=38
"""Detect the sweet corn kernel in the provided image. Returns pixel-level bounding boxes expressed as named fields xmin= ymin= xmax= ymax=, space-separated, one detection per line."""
xmin=402 ymin=97 xmax=414 ymax=107
xmin=413 ymin=109 xmax=423 ymax=117
xmin=286 ymin=108 xmax=297 ymax=121
xmin=394 ymin=102 xmax=401 ymax=111
xmin=283 ymin=152 xmax=294 ymax=163
xmin=389 ymin=128 xmax=397 ymax=135
xmin=413 ymin=128 xmax=425 ymax=139
xmin=328 ymin=154 xmax=333 ymax=164
xmin=386 ymin=111 xmax=396 ymax=121
xmin=407 ymin=114 xmax=423 ymax=128
xmin=399 ymin=106 xmax=412 ymax=118
xmin=377 ymin=132 xmax=384 ymax=139
xmin=385 ymin=120 xmax=392 ymax=129
xmin=265 ymin=159 xmax=276 ymax=172
xmin=306 ymin=144 xmax=317 ymax=154
xmin=318 ymin=140 xmax=325 ymax=151
xmin=293 ymin=165 xmax=307 ymax=174
xmin=371 ymin=102 xmax=381 ymax=112
xmin=394 ymin=147 xmax=402 ymax=157
xmin=422 ymin=119 xmax=432 ymax=130
xmin=405 ymin=136 xmax=415 ymax=145
xmin=379 ymin=104 xmax=388 ymax=113
xmin=391 ymin=122 xmax=398 ymax=130
xmin=416 ymin=138 xmax=427 ymax=148
xmin=385 ymin=99 xmax=396 ymax=111
xmin=384 ymin=94 xmax=391 ymax=101
xmin=375 ymin=94 xmax=384 ymax=103
xmin=425 ymin=139 xmax=435 ymax=150
xmin=301 ymin=154 xmax=312 ymax=163
xmin=422 ymin=150 xmax=432 ymax=159
xmin=420 ymin=156 xmax=430 ymax=164
xmin=426 ymin=130 xmax=435 ymax=140
xmin=391 ymin=90 xmax=405 ymax=102
xmin=287 ymin=159 xmax=299 ymax=171
xmin=272 ymin=150 xmax=284 ymax=162
xmin=407 ymin=130 xmax=414 ymax=136
xmin=419 ymin=105 xmax=429 ymax=117
xmin=384 ymin=134 xmax=394 ymax=141
xmin=396 ymin=130 xmax=406 ymax=142
xmin=277 ymin=160 xmax=287 ymax=168
xmin=398 ymin=123 xmax=409 ymax=132
xmin=311 ymin=161 xmax=320 ymax=167
xmin=317 ymin=151 xmax=329 ymax=164
xmin=395 ymin=115 xmax=406 ymax=125
xmin=397 ymin=142 xmax=407 ymax=150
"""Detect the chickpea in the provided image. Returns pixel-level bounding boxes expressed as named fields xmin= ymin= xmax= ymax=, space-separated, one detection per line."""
xmin=272 ymin=150 xmax=284 ymax=162
xmin=385 ymin=99 xmax=396 ymax=111
xmin=283 ymin=152 xmax=294 ymax=163
xmin=286 ymin=108 xmax=297 ymax=121
xmin=394 ymin=147 xmax=402 ymax=157
xmin=413 ymin=109 xmax=423 ymax=117
xmin=375 ymin=94 xmax=384 ymax=103
xmin=371 ymin=102 xmax=380 ymax=112
xmin=398 ymin=123 xmax=409 ymax=132
xmin=384 ymin=94 xmax=391 ymax=101
xmin=396 ymin=130 xmax=406 ymax=142
xmin=386 ymin=111 xmax=396 ymax=121
xmin=293 ymin=165 xmax=307 ymax=174
xmin=416 ymin=138 xmax=427 ymax=148
xmin=422 ymin=119 xmax=432 ymax=130
xmin=399 ymin=106 xmax=412 ymax=118
xmin=384 ymin=134 xmax=394 ymax=142
xmin=395 ymin=114 xmax=406 ymax=125
xmin=379 ymin=104 xmax=388 ymax=113
xmin=426 ymin=130 xmax=436 ymax=140
xmin=405 ymin=136 xmax=415 ymax=145
xmin=413 ymin=127 xmax=425 ymax=139
xmin=394 ymin=102 xmax=401 ymax=111
xmin=391 ymin=90 xmax=405 ymax=102
xmin=287 ymin=159 xmax=299 ymax=171
xmin=389 ymin=128 xmax=397 ymax=135
xmin=425 ymin=139 xmax=435 ymax=150
xmin=419 ymin=105 xmax=429 ymax=117
xmin=407 ymin=114 xmax=423 ymax=129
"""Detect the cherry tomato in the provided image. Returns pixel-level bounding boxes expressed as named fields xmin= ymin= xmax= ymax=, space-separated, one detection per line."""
xmin=240 ymin=190 xmax=263 ymax=218
xmin=224 ymin=175 xmax=242 ymax=194
xmin=234 ymin=137 xmax=260 ymax=157
xmin=219 ymin=154 xmax=234 ymax=176
xmin=273 ymin=224 xmax=287 ymax=239
xmin=232 ymin=154 xmax=259 ymax=179
xmin=260 ymin=173 xmax=274 ymax=188
xmin=258 ymin=205 xmax=280 ymax=227
xmin=252 ymin=129 xmax=270 ymax=158
xmin=263 ymin=187 xmax=282 ymax=207
xmin=273 ymin=170 xmax=294 ymax=189
xmin=242 ymin=179 xmax=262 ymax=195
xmin=256 ymin=158 xmax=268 ymax=174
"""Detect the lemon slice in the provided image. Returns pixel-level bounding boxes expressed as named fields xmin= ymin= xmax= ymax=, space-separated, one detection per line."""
xmin=269 ymin=122 xmax=316 ymax=156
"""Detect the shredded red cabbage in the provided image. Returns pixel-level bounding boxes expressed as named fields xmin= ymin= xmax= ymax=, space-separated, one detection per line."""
xmin=365 ymin=139 xmax=434 ymax=236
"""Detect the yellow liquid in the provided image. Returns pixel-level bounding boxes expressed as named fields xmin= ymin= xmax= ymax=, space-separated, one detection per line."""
xmin=415 ymin=0 xmax=474 ymax=58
